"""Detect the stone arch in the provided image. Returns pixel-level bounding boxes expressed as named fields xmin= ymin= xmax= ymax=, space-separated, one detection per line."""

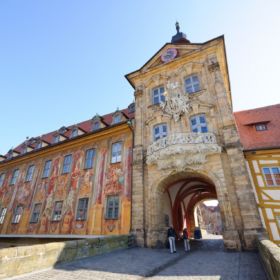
xmin=146 ymin=168 xmax=237 ymax=247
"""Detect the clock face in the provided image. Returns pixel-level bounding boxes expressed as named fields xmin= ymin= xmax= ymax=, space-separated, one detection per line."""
xmin=161 ymin=48 xmax=178 ymax=63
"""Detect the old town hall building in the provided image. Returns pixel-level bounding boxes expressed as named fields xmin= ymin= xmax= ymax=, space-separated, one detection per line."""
xmin=0 ymin=24 xmax=278 ymax=250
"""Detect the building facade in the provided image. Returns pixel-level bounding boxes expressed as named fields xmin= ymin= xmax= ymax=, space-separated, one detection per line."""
xmin=0 ymin=109 xmax=134 ymax=236
xmin=0 ymin=25 xmax=266 ymax=250
xmin=126 ymin=25 xmax=262 ymax=250
xmin=235 ymin=104 xmax=280 ymax=245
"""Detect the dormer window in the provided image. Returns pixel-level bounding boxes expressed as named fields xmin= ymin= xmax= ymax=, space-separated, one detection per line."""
xmin=71 ymin=128 xmax=78 ymax=138
xmin=112 ymin=114 xmax=122 ymax=124
xmin=36 ymin=141 xmax=42 ymax=149
xmin=53 ymin=135 xmax=60 ymax=144
xmin=255 ymin=123 xmax=267 ymax=131
xmin=92 ymin=121 xmax=100 ymax=131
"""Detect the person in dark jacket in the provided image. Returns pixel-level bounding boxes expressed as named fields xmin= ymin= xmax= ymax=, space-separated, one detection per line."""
xmin=167 ymin=226 xmax=177 ymax=253
xmin=183 ymin=228 xmax=190 ymax=252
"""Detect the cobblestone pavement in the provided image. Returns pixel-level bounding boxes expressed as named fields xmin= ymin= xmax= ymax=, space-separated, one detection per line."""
xmin=8 ymin=236 xmax=267 ymax=280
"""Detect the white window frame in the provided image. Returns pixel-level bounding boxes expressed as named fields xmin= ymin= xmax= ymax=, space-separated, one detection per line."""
xmin=62 ymin=154 xmax=72 ymax=174
xmin=42 ymin=160 xmax=52 ymax=178
xmin=190 ymin=114 xmax=208 ymax=133
xmin=53 ymin=135 xmax=60 ymax=144
xmin=52 ymin=201 xmax=63 ymax=221
xmin=10 ymin=169 xmax=19 ymax=185
xmin=262 ymin=167 xmax=280 ymax=186
xmin=30 ymin=203 xmax=42 ymax=223
xmin=152 ymin=86 xmax=165 ymax=105
xmin=0 ymin=208 xmax=7 ymax=224
xmin=153 ymin=123 xmax=168 ymax=141
xmin=84 ymin=149 xmax=95 ymax=169
xmin=12 ymin=205 xmax=23 ymax=224
xmin=111 ymin=142 xmax=122 ymax=163
xmin=185 ymin=74 xmax=201 ymax=94
xmin=0 ymin=173 xmax=5 ymax=188
xmin=105 ymin=196 xmax=119 ymax=219
xmin=76 ymin=197 xmax=89 ymax=221
xmin=25 ymin=165 xmax=35 ymax=182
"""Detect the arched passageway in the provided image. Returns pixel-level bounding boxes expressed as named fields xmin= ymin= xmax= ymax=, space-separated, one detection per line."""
xmin=161 ymin=174 xmax=223 ymax=239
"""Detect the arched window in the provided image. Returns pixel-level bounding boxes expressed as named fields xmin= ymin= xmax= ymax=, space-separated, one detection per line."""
xmin=153 ymin=123 xmax=168 ymax=141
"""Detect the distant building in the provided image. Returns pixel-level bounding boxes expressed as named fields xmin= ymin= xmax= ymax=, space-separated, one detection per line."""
xmin=235 ymin=104 xmax=280 ymax=245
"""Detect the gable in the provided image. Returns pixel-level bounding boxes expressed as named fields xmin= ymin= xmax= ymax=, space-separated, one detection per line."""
xmin=141 ymin=44 xmax=203 ymax=73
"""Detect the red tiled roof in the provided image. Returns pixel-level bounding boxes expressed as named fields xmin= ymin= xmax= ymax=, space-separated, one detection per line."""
xmin=234 ymin=104 xmax=280 ymax=151
xmin=7 ymin=106 xmax=134 ymax=157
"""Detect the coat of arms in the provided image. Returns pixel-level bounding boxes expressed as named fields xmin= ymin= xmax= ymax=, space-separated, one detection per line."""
xmin=160 ymin=81 xmax=192 ymax=122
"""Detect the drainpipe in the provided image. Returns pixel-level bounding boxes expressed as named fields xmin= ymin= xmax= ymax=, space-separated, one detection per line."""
xmin=127 ymin=119 xmax=134 ymax=234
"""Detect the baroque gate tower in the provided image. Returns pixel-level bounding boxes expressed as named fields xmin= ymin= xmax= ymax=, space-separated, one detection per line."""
xmin=126 ymin=23 xmax=262 ymax=250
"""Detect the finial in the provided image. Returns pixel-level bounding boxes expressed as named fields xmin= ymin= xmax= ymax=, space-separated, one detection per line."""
xmin=175 ymin=22 xmax=180 ymax=33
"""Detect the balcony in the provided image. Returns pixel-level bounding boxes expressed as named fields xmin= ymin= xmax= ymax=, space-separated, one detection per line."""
xmin=146 ymin=133 xmax=222 ymax=170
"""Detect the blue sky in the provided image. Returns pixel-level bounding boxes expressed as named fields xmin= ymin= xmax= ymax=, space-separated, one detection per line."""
xmin=0 ymin=0 xmax=279 ymax=155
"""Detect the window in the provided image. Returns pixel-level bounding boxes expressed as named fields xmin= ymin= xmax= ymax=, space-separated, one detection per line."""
xmin=84 ymin=149 xmax=95 ymax=169
xmin=53 ymin=135 xmax=60 ymax=144
xmin=71 ymin=128 xmax=78 ymax=138
xmin=255 ymin=123 xmax=267 ymax=131
xmin=92 ymin=121 xmax=100 ymax=131
xmin=25 ymin=165 xmax=35 ymax=182
xmin=30 ymin=203 xmax=42 ymax=223
xmin=76 ymin=198 xmax=89 ymax=220
xmin=106 ymin=196 xmax=119 ymax=219
xmin=12 ymin=205 xmax=23 ymax=224
xmin=62 ymin=154 xmax=72 ymax=174
xmin=185 ymin=75 xmax=201 ymax=94
xmin=111 ymin=142 xmax=122 ymax=163
xmin=42 ymin=160 xmax=52 ymax=178
xmin=52 ymin=201 xmax=63 ymax=221
xmin=0 ymin=173 xmax=5 ymax=188
xmin=152 ymin=86 xmax=165 ymax=104
xmin=36 ymin=141 xmax=42 ymax=149
xmin=263 ymin=167 xmax=280 ymax=186
xmin=153 ymin=123 xmax=167 ymax=141
xmin=0 ymin=208 xmax=7 ymax=224
xmin=190 ymin=114 xmax=208 ymax=133
xmin=10 ymin=169 xmax=19 ymax=185
xmin=113 ymin=114 xmax=122 ymax=124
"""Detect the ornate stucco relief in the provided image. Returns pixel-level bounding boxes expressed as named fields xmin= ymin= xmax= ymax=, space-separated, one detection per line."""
xmin=146 ymin=133 xmax=221 ymax=170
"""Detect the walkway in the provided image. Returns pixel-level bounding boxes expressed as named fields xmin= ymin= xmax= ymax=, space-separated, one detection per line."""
xmin=8 ymin=235 xmax=267 ymax=280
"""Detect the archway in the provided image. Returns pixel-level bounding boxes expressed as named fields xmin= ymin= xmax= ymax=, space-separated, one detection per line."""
xmin=150 ymin=170 xmax=229 ymax=248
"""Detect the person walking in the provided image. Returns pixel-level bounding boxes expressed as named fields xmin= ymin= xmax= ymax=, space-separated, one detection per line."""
xmin=167 ymin=226 xmax=177 ymax=253
xmin=183 ymin=228 xmax=190 ymax=252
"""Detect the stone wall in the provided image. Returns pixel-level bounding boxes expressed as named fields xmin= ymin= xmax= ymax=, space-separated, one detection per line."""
xmin=258 ymin=238 xmax=280 ymax=280
xmin=0 ymin=235 xmax=134 ymax=279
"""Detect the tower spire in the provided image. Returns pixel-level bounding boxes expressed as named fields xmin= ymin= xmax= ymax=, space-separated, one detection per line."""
xmin=171 ymin=22 xmax=190 ymax=44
